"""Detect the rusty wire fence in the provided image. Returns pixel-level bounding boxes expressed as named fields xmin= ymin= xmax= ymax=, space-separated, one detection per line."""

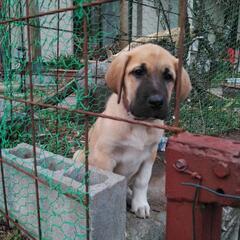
xmin=0 ymin=0 xmax=239 ymax=239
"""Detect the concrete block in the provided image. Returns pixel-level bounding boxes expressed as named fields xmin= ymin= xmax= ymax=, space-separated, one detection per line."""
xmin=0 ymin=143 xmax=126 ymax=240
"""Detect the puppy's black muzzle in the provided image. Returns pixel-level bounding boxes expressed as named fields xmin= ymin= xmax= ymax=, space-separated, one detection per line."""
xmin=130 ymin=92 xmax=168 ymax=120
xmin=147 ymin=94 xmax=164 ymax=109
xmin=129 ymin=70 xmax=170 ymax=121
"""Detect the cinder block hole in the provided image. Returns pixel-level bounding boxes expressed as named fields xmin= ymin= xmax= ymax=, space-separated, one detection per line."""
xmin=216 ymin=188 xmax=225 ymax=195
xmin=38 ymin=156 xmax=70 ymax=171
xmin=9 ymin=147 xmax=39 ymax=159
xmin=64 ymin=168 xmax=108 ymax=185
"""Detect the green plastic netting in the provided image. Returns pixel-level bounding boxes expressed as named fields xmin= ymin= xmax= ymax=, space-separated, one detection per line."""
xmin=0 ymin=0 xmax=239 ymax=239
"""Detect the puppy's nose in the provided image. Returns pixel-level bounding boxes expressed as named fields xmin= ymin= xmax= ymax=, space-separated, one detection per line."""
xmin=147 ymin=94 xmax=164 ymax=108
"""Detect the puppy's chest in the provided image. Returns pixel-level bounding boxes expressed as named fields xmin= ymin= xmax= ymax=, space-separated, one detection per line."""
xmin=121 ymin=126 xmax=161 ymax=150
xmin=113 ymin=127 xmax=160 ymax=173
xmin=112 ymin=145 xmax=150 ymax=178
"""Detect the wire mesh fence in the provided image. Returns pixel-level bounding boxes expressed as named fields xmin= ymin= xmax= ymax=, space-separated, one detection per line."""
xmin=0 ymin=0 xmax=239 ymax=239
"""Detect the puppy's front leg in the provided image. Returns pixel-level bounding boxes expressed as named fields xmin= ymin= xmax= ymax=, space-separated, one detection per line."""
xmin=131 ymin=159 xmax=154 ymax=218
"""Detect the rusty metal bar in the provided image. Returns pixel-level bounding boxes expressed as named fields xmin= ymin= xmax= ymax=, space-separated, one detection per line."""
xmin=0 ymin=140 xmax=9 ymax=227
xmin=25 ymin=1 xmax=42 ymax=238
xmin=0 ymin=0 xmax=118 ymax=25
xmin=0 ymin=157 xmax=85 ymax=203
xmin=83 ymin=13 xmax=90 ymax=240
xmin=0 ymin=95 xmax=184 ymax=133
xmin=0 ymin=208 xmax=37 ymax=240
xmin=174 ymin=0 xmax=187 ymax=126
xmin=0 ymin=2 xmax=9 ymax=227
xmin=55 ymin=0 xmax=60 ymax=152
xmin=7 ymin=1 xmax=13 ymax=119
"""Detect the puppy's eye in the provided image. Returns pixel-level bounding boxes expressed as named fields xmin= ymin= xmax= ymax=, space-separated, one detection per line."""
xmin=163 ymin=68 xmax=173 ymax=81
xmin=132 ymin=66 xmax=146 ymax=77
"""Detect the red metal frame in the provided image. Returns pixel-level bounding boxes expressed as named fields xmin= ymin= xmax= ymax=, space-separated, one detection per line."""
xmin=166 ymin=132 xmax=240 ymax=240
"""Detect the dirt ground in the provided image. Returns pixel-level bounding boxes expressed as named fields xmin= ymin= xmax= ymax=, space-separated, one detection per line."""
xmin=219 ymin=130 xmax=240 ymax=141
xmin=0 ymin=217 xmax=29 ymax=240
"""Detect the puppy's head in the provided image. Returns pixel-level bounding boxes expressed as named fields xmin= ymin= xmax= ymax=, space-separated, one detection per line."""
xmin=105 ymin=44 xmax=192 ymax=120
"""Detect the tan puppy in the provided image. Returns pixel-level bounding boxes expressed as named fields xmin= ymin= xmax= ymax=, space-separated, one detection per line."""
xmin=73 ymin=44 xmax=191 ymax=218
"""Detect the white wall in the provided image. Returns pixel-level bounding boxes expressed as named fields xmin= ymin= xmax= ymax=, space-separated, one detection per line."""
xmin=132 ymin=0 xmax=179 ymax=38
xmin=39 ymin=0 xmax=73 ymax=60
xmin=10 ymin=0 xmax=73 ymax=66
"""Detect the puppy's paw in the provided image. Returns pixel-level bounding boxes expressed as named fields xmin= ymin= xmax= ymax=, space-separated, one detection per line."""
xmin=131 ymin=199 xmax=150 ymax=218
xmin=127 ymin=187 xmax=133 ymax=208
xmin=127 ymin=187 xmax=133 ymax=198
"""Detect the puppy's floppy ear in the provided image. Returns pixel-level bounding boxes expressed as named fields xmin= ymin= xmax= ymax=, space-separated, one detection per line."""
xmin=175 ymin=60 xmax=192 ymax=101
xmin=105 ymin=52 xmax=130 ymax=103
